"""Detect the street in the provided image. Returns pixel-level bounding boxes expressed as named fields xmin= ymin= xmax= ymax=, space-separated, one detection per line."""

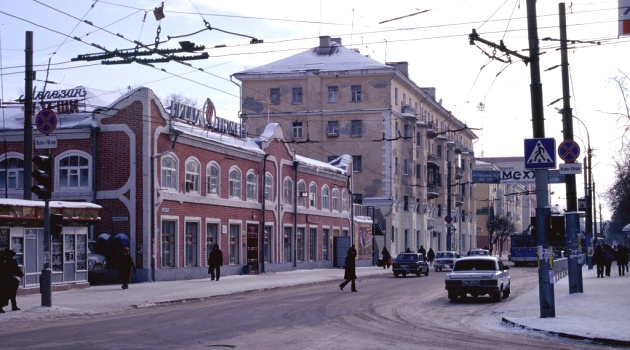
xmin=0 ymin=266 xmax=617 ymax=349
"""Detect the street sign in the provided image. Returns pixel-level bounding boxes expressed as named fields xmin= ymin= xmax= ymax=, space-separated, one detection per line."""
xmin=471 ymin=169 xmax=565 ymax=184
xmin=35 ymin=108 xmax=58 ymax=134
xmin=444 ymin=215 xmax=453 ymax=224
xmin=559 ymin=162 xmax=582 ymax=174
xmin=524 ymin=138 xmax=556 ymax=169
xmin=558 ymin=140 xmax=580 ymax=163
xmin=35 ymin=136 xmax=58 ymax=149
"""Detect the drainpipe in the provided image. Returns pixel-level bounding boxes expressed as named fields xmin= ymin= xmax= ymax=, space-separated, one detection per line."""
xmin=150 ymin=130 xmax=180 ymax=282
xmin=261 ymin=153 xmax=269 ymax=273
xmin=293 ymin=159 xmax=299 ymax=268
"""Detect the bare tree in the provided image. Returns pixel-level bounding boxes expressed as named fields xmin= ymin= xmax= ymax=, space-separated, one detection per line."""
xmin=606 ymin=71 xmax=630 ymax=147
xmin=162 ymin=93 xmax=198 ymax=109
xmin=486 ymin=214 xmax=515 ymax=257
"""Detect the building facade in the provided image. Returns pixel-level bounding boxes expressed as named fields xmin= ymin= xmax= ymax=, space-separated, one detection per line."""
xmin=234 ymin=36 xmax=478 ymax=256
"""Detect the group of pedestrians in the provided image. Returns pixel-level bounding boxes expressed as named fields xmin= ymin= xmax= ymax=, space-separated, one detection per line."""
xmin=593 ymin=244 xmax=629 ymax=278
xmin=0 ymin=250 xmax=24 ymax=312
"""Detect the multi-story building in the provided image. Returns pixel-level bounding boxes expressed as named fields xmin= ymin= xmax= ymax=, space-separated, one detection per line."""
xmin=234 ymin=36 xmax=478 ymax=256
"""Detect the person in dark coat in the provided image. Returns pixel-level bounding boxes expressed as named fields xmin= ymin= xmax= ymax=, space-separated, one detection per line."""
xmin=119 ymin=247 xmax=136 ymax=289
xmin=592 ymin=245 xmax=605 ymax=278
xmin=615 ymin=245 xmax=628 ymax=276
xmin=427 ymin=248 xmax=435 ymax=267
xmin=604 ymin=245 xmax=615 ymax=277
xmin=381 ymin=247 xmax=391 ymax=269
xmin=207 ymin=243 xmax=223 ymax=281
xmin=0 ymin=251 xmax=9 ymax=313
xmin=418 ymin=245 xmax=426 ymax=256
xmin=5 ymin=250 xmax=23 ymax=310
xmin=339 ymin=248 xmax=357 ymax=292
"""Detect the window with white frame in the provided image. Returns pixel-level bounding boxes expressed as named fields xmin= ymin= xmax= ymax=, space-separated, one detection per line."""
xmin=206 ymin=223 xmax=219 ymax=262
xmin=292 ymin=87 xmax=303 ymax=104
xmin=352 ymin=155 xmax=362 ymax=173
xmin=342 ymin=190 xmax=349 ymax=212
xmin=0 ymin=157 xmax=24 ymax=191
xmin=284 ymin=227 xmax=293 ymax=262
xmin=283 ymin=178 xmax=293 ymax=205
xmin=351 ymin=120 xmax=363 ymax=136
xmin=185 ymin=160 xmax=200 ymax=193
xmin=309 ymin=228 xmax=317 ymax=261
xmin=229 ymin=224 xmax=240 ymax=264
xmin=207 ymin=163 xmax=220 ymax=196
xmin=309 ymin=183 xmax=317 ymax=208
xmin=296 ymin=227 xmax=305 ymax=262
xmin=403 ymin=159 xmax=410 ymax=176
xmin=229 ymin=168 xmax=242 ymax=199
xmin=297 ymin=181 xmax=306 ymax=207
xmin=270 ymin=88 xmax=280 ymax=105
xmin=161 ymin=220 xmax=176 ymax=267
xmin=58 ymin=154 xmax=90 ymax=189
xmin=332 ymin=188 xmax=340 ymax=212
xmin=265 ymin=174 xmax=273 ymax=202
xmin=322 ymin=228 xmax=329 ymax=260
xmin=328 ymin=86 xmax=339 ymax=103
xmin=246 ymin=172 xmax=257 ymax=201
xmin=185 ymin=222 xmax=198 ymax=266
xmin=292 ymin=121 xmax=303 ymax=139
xmin=327 ymin=120 xmax=339 ymax=136
xmin=351 ymin=85 xmax=362 ymax=102
xmin=322 ymin=186 xmax=330 ymax=210
xmin=161 ymin=156 xmax=178 ymax=190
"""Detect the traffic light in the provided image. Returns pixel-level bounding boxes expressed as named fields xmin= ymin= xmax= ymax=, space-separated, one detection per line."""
xmin=31 ymin=155 xmax=52 ymax=200
xmin=50 ymin=213 xmax=63 ymax=237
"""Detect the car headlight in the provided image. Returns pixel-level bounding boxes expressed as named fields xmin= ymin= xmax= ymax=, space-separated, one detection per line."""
xmin=103 ymin=260 xmax=106 ymax=267
xmin=88 ymin=260 xmax=93 ymax=266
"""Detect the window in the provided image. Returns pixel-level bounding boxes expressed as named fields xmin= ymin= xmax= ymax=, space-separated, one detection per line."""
xmin=296 ymin=227 xmax=305 ymax=262
xmin=0 ymin=157 xmax=24 ymax=191
xmin=403 ymin=159 xmax=410 ymax=176
xmin=322 ymin=186 xmax=330 ymax=210
xmin=404 ymin=196 xmax=409 ymax=211
xmin=342 ymin=190 xmax=349 ymax=212
xmin=327 ymin=121 xmax=339 ymax=136
xmin=58 ymin=154 xmax=89 ymax=188
xmin=351 ymin=120 xmax=363 ymax=136
xmin=416 ymin=131 xmax=422 ymax=145
xmin=264 ymin=225 xmax=272 ymax=263
xmin=437 ymin=144 xmax=442 ymax=158
xmin=229 ymin=168 xmax=242 ymax=199
xmin=322 ymin=228 xmax=329 ymax=260
xmin=437 ymin=204 xmax=442 ymax=217
xmin=246 ymin=172 xmax=258 ymax=201
xmin=161 ymin=156 xmax=178 ymax=190
xmin=309 ymin=183 xmax=317 ymax=208
xmin=394 ymin=88 xmax=398 ymax=105
xmin=351 ymin=85 xmax=362 ymax=102
xmin=328 ymin=86 xmax=339 ymax=103
xmin=403 ymin=124 xmax=410 ymax=139
xmin=185 ymin=222 xmax=198 ymax=266
xmin=297 ymin=181 xmax=307 ymax=207
xmin=284 ymin=227 xmax=293 ymax=262
xmin=185 ymin=160 xmax=200 ymax=193
xmin=161 ymin=221 xmax=176 ymax=267
xmin=265 ymin=174 xmax=273 ymax=202
xmin=402 ymin=93 xmax=406 ymax=106
xmin=309 ymin=228 xmax=317 ymax=261
xmin=332 ymin=188 xmax=340 ymax=211
xmin=353 ymin=193 xmax=363 ymax=205
xmin=395 ymin=157 xmax=399 ymax=174
xmin=283 ymin=178 xmax=293 ymax=205
xmin=416 ymin=164 xmax=422 ymax=180
xmin=292 ymin=87 xmax=303 ymax=104
xmin=206 ymin=223 xmax=219 ymax=262
xmin=352 ymin=155 xmax=362 ymax=173
xmin=229 ymin=224 xmax=240 ymax=264
xmin=270 ymin=88 xmax=280 ymax=105
xmin=207 ymin=163 xmax=220 ymax=196
xmin=292 ymin=122 xmax=303 ymax=139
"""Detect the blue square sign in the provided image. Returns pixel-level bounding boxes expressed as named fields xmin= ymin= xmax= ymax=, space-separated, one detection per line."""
xmin=524 ymin=138 xmax=556 ymax=169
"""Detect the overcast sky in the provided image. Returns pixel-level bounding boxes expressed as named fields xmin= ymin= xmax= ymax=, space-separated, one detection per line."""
xmin=1 ymin=0 xmax=628 ymax=220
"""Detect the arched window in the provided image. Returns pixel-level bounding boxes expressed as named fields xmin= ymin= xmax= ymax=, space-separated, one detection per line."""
xmin=264 ymin=174 xmax=274 ymax=202
xmin=206 ymin=163 xmax=220 ymax=196
xmin=309 ymin=183 xmax=317 ymax=208
xmin=332 ymin=188 xmax=340 ymax=211
xmin=283 ymin=178 xmax=293 ymax=205
xmin=342 ymin=190 xmax=349 ymax=212
xmin=246 ymin=172 xmax=258 ymax=201
xmin=58 ymin=154 xmax=90 ymax=188
xmin=161 ymin=156 xmax=178 ymax=190
xmin=229 ymin=168 xmax=242 ymax=199
xmin=321 ymin=186 xmax=330 ymax=210
xmin=185 ymin=160 xmax=200 ymax=193
xmin=297 ymin=180 xmax=306 ymax=207
xmin=0 ymin=157 xmax=24 ymax=191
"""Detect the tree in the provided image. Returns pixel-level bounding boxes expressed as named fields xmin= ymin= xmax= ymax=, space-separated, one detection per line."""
xmin=162 ymin=93 xmax=198 ymax=109
xmin=486 ymin=214 xmax=515 ymax=257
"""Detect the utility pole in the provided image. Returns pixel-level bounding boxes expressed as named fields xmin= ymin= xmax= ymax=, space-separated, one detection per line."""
xmin=24 ymin=32 xmax=33 ymax=200
xmin=446 ymin=161 xmax=452 ymax=251
xmin=558 ymin=3 xmax=583 ymax=294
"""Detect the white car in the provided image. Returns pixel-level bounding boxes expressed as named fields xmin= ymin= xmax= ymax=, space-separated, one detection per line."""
xmin=433 ymin=251 xmax=460 ymax=271
xmin=444 ymin=256 xmax=510 ymax=302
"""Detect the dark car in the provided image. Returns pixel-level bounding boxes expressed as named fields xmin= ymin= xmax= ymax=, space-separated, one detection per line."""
xmin=392 ymin=253 xmax=430 ymax=277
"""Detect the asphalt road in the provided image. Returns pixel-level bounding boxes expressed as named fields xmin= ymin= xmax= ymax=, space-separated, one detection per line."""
xmin=0 ymin=267 xmax=617 ymax=349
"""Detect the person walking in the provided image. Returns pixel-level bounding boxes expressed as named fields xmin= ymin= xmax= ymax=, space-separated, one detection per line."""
xmin=339 ymin=248 xmax=357 ymax=292
xmin=381 ymin=247 xmax=391 ymax=270
xmin=0 ymin=251 xmax=9 ymax=313
xmin=418 ymin=245 xmax=426 ymax=256
xmin=207 ymin=243 xmax=223 ymax=281
xmin=427 ymin=248 xmax=435 ymax=267
xmin=5 ymin=250 xmax=23 ymax=311
xmin=119 ymin=247 xmax=136 ymax=290
xmin=615 ymin=245 xmax=628 ymax=276
xmin=604 ymin=245 xmax=615 ymax=277
xmin=592 ymin=245 xmax=605 ymax=278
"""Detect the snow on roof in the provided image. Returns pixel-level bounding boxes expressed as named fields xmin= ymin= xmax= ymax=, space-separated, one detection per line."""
xmin=171 ymin=119 xmax=264 ymax=155
xmin=0 ymin=198 xmax=102 ymax=209
xmin=295 ymin=154 xmax=348 ymax=176
xmin=354 ymin=216 xmax=373 ymax=224
xmin=235 ymin=43 xmax=394 ymax=76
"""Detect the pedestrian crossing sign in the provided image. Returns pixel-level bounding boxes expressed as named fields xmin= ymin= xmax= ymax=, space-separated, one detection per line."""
xmin=524 ymin=138 xmax=556 ymax=169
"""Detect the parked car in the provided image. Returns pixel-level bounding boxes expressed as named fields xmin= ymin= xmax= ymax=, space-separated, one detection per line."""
xmin=444 ymin=256 xmax=510 ymax=302
xmin=88 ymin=240 xmax=107 ymax=274
xmin=392 ymin=253 xmax=430 ymax=277
xmin=467 ymin=248 xmax=491 ymax=256
xmin=433 ymin=251 xmax=460 ymax=271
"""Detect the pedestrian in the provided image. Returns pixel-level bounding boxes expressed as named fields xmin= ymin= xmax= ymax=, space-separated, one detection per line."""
xmin=427 ymin=248 xmax=435 ymax=267
xmin=381 ymin=247 xmax=391 ymax=270
xmin=207 ymin=243 xmax=223 ymax=281
xmin=592 ymin=245 xmax=605 ymax=278
xmin=0 ymin=251 xmax=9 ymax=313
xmin=405 ymin=247 xmax=411 ymax=253
xmin=615 ymin=245 xmax=628 ymax=276
xmin=119 ymin=247 xmax=136 ymax=290
xmin=5 ymin=250 xmax=23 ymax=311
xmin=418 ymin=245 xmax=426 ymax=256
xmin=604 ymin=245 xmax=614 ymax=277
xmin=339 ymin=248 xmax=357 ymax=292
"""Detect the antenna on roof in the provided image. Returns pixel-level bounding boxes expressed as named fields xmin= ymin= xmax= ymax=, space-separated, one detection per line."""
xmin=350 ymin=8 xmax=354 ymax=49
xmin=384 ymin=39 xmax=388 ymax=63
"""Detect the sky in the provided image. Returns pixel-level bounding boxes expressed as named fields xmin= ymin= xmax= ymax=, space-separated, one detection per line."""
xmin=1 ymin=0 xmax=628 ymax=220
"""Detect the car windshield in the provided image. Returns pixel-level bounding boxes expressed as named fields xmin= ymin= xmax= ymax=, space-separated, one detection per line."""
xmin=436 ymin=252 xmax=453 ymax=258
xmin=396 ymin=254 xmax=418 ymax=262
xmin=454 ymin=259 xmax=497 ymax=271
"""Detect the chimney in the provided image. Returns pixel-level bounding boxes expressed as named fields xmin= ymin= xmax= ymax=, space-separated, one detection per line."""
xmin=319 ymin=36 xmax=331 ymax=55
xmin=386 ymin=61 xmax=409 ymax=78
xmin=331 ymin=37 xmax=342 ymax=45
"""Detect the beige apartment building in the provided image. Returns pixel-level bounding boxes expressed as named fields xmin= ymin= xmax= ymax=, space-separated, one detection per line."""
xmin=233 ymin=36 xmax=478 ymax=256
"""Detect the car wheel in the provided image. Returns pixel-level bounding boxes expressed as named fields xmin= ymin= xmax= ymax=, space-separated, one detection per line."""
xmin=434 ymin=266 xmax=438 ymax=272
xmin=416 ymin=271 xmax=421 ymax=277
xmin=424 ymin=269 xmax=429 ymax=276
xmin=402 ymin=273 xmax=407 ymax=278
xmin=448 ymin=292 xmax=458 ymax=302
xmin=492 ymin=291 xmax=502 ymax=302
xmin=394 ymin=272 xmax=399 ymax=277
xmin=503 ymin=287 xmax=511 ymax=298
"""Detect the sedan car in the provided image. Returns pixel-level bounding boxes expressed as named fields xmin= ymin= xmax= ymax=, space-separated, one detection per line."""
xmin=392 ymin=253 xmax=430 ymax=277
xmin=444 ymin=256 xmax=510 ymax=302
xmin=88 ymin=241 xmax=107 ymax=273
xmin=433 ymin=251 xmax=460 ymax=271
xmin=467 ymin=248 xmax=491 ymax=256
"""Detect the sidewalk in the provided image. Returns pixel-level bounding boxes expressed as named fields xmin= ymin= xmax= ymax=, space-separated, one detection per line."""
xmin=1 ymin=264 xmax=628 ymax=346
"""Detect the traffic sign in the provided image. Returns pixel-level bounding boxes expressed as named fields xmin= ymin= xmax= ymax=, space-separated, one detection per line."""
xmin=444 ymin=215 xmax=453 ymax=224
xmin=524 ymin=138 xmax=556 ymax=169
xmin=559 ymin=162 xmax=582 ymax=174
xmin=558 ymin=140 xmax=580 ymax=163
xmin=35 ymin=109 xmax=58 ymax=134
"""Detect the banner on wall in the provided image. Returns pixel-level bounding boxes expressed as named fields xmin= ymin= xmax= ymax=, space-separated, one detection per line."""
xmin=354 ymin=216 xmax=374 ymax=260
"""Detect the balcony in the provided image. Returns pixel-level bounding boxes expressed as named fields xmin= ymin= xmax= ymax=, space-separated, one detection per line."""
xmin=427 ymin=153 xmax=439 ymax=166
xmin=454 ymin=165 xmax=463 ymax=179
xmin=454 ymin=142 xmax=463 ymax=154
xmin=426 ymin=121 xmax=438 ymax=139
xmin=455 ymin=194 xmax=464 ymax=207
xmin=427 ymin=183 xmax=440 ymax=200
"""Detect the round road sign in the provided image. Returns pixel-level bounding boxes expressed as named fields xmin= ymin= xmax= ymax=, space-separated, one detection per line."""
xmin=444 ymin=215 xmax=453 ymax=224
xmin=35 ymin=108 xmax=58 ymax=134
xmin=558 ymin=139 xmax=580 ymax=163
